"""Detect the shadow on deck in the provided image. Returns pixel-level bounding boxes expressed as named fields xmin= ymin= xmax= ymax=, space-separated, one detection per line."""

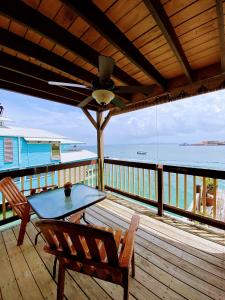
xmin=0 ymin=194 xmax=225 ymax=300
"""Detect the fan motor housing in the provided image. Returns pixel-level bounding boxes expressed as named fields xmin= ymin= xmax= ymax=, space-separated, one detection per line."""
xmin=92 ymin=78 xmax=114 ymax=91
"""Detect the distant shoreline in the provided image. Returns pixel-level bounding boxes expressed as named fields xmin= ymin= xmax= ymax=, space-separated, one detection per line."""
xmin=180 ymin=142 xmax=225 ymax=146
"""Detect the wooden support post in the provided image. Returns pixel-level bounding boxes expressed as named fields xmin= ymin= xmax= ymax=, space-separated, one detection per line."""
xmin=157 ymin=165 xmax=163 ymax=216
xmin=97 ymin=111 xmax=104 ymax=191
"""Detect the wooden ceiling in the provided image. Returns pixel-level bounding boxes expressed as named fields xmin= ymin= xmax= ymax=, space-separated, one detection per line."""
xmin=0 ymin=0 xmax=224 ymax=115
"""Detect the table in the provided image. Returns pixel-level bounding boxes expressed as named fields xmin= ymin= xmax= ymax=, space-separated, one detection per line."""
xmin=28 ymin=183 xmax=106 ymax=220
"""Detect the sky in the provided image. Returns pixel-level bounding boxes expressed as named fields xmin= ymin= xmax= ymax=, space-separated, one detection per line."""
xmin=1 ymin=88 xmax=225 ymax=145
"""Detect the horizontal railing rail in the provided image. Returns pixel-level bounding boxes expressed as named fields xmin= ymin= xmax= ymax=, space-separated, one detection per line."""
xmin=0 ymin=159 xmax=98 ymax=225
xmin=104 ymin=158 xmax=225 ymax=230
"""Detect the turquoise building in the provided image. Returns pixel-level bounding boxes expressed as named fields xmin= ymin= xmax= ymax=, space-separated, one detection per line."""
xmin=0 ymin=106 xmax=96 ymax=171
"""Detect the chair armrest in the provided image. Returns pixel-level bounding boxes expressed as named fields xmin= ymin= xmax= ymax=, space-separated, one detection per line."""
xmin=9 ymin=201 xmax=28 ymax=207
xmin=119 ymin=214 xmax=140 ymax=268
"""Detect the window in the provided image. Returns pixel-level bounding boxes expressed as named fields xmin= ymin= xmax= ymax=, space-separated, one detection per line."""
xmin=51 ymin=143 xmax=60 ymax=160
xmin=4 ymin=138 xmax=13 ymax=162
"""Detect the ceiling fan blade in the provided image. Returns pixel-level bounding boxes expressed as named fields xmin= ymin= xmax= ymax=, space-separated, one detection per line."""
xmin=98 ymin=56 xmax=114 ymax=82
xmin=111 ymin=96 xmax=125 ymax=109
xmin=115 ymin=85 xmax=154 ymax=94
xmin=48 ymin=81 xmax=89 ymax=88
xmin=78 ymin=96 xmax=93 ymax=108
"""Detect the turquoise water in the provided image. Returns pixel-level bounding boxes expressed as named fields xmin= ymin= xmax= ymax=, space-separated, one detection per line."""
xmin=82 ymin=143 xmax=225 ymax=170
xmin=82 ymin=143 xmax=225 ymax=213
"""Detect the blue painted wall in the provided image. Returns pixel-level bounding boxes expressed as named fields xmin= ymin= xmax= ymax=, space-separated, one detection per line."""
xmin=0 ymin=136 xmax=60 ymax=171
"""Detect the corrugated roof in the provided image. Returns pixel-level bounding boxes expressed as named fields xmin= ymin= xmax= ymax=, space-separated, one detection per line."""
xmin=0 ymin=126 xmax=83 ymax=144
xmin=60 ymin=150 xmax=97 ymax=163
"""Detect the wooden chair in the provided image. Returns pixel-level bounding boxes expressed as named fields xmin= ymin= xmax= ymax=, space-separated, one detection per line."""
xmin=36 ymin=214 xmax=140 ymax=300
xmin=0 ymin=177 xmax=31 ymax=246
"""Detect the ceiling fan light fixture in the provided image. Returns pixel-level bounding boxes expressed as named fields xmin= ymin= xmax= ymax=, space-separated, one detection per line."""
xmin=92 ymin=89 xmax=114 ymax=105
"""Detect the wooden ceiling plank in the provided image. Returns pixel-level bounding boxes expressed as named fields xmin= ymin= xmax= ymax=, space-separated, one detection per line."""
xmin=0 ymin=0 xmax=139 ymax=86
xmin=0 ymin=51 xmax=89 ymax=97
xmin=0 ymin=28 xmax=96 ymax=83
xmin=63 ymin=0 xmax=167 ymax=88
xmin=143 ymin=0 xmax=193 ymax=81
xmin=216 ymin=0 xmax=225 ymax=71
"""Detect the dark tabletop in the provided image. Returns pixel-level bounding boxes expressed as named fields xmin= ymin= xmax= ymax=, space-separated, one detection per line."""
xmin=28 ymin=184 xmax=106 ymax=219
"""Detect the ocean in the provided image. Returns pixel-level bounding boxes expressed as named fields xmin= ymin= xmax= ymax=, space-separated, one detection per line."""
xmin=82 ymin=143 xmax=225 ymax=170
xmin=81 ymin=143 xmax=225 ymax=213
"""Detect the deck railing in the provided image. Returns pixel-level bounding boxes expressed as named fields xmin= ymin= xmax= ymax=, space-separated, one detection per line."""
xmin=0 ymin=159 xmax=98 ymax=225
xmin=104 ymin=159 xmax=225 ymax=230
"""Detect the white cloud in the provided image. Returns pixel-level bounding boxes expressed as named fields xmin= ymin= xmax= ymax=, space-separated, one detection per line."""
xmin=2 ymin=88 xmax=225 ymax=145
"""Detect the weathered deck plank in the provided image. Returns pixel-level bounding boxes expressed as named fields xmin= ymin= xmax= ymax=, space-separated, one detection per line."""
xmin=0 ymin=196 xmax=224 ymax=300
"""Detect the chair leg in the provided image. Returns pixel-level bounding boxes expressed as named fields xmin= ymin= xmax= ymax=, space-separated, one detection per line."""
xmin=53 ymin=257 xmax=58 ymax=279
xmin=123 ymin=270 xmax=129 ymax=300
xmin=57 ymin=260 xmax=65 ymax=300
xmin=17 ymin=219 xmax=28 ymax=246
xmin=35 ymin=231 xmax=42 ymax=245
xmin=131 ymin=249 xmax=135 ymax=278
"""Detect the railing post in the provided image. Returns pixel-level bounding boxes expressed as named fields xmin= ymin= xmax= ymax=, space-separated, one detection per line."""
xmin=157 ymin=164 xmax=163 ymax=216
xmin=97 ymin=111 xmax=104 ymax=191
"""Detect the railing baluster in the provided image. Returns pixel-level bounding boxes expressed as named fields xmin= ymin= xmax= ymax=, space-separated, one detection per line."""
xmin=184 ymin=174 xmax=187 ymax=210
xmin=154 ymin=170 xmax=157 ymax=201
xmin=58 ymin=170 xmax=60 ymax=187
xmin=83 ymin=166 xmax=86 ymax=183
xmin=116 ymin=164 xmax=118 ymax=189
xmin=202 ymin=177 xmax=207 ymax=216
xmin=64 ymin=169 xmax=66 ymax=185
xmin=193 ymin=176 xmax=196 ymax=213
xmin=148 ymin=169 xmax=151 ymax=199
xmin=128 ymin=166 xmax=130 ymax=193
xmin=21 ymin=176 xmax=25 ymax=194
xmin=120 ymin=165 xmax=122 ymax=190
xmin=69 ymin=168 xmax=72 ymax=182
xmin=142 ymin=169 xmax=145 ymax=197
xmin=112 ymin=164 xmax=114 ymax=188
xmin=73 ymin=167 xmax=76 ymax=184
xmin=37 ymin=174 xmax=41 ymax=192
xmin=132 ymin=167 xmax=135 ymax=194
xmin=176 ymin=173 xmax=179 ymax=207
xmin=29 ymin=175 xmax=32 ymax=191
xmin=51 ymin=171 xmax=55 ymax=186
xmin=92 ymin=165 xmax=94 ymax=187
xmin=95 ymin=164 xmax=98 ymax=187
xmin=44 ymin=173 xmax=47 ymax=187
xmin=124 ymin=166 xmax=126 ymax=191
xmin=213 ymin=178 xmax=217 ymax=219
xmin=168 ymin=172 xmax=171 ymax=205
xmin=138 ymin=168 xmax=140 ymax=196
xmin=79 ymin=167 xmax=81 ymax=183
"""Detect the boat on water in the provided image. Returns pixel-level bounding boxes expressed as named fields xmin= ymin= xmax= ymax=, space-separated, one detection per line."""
xmin=137 ymin=151 xmax=147 ymax=155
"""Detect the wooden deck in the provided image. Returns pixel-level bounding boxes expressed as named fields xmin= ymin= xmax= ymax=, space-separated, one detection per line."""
xmin=0 ymin=194 xmax=225 ymax=300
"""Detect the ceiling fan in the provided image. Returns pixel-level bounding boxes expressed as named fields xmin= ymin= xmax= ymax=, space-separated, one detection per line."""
xmin=48 ymin=55 xmax=154 ymax=109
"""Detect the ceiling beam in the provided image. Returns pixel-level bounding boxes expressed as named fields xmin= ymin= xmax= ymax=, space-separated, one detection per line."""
xmin=0 ymin=28 xmax=96 ymax=84
xmin=62 ymin=0 xmax=167 ymax=88
xmin=0 ymin=67 xmax=98 ymax=110
xmin=216 ymin=0 xmax=225 ymax=71
xmin=0 ymin=0 xmax=139 ymax=86
xmin=0 ymin=51 xmax=89 ymax=97
xmin=143 ymin=0 xmax=193 ymax=81
xmin=0 ymin=80 xmax=85 ymax=108
xmin=0 ymin=67 xmax=85 ymax=103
